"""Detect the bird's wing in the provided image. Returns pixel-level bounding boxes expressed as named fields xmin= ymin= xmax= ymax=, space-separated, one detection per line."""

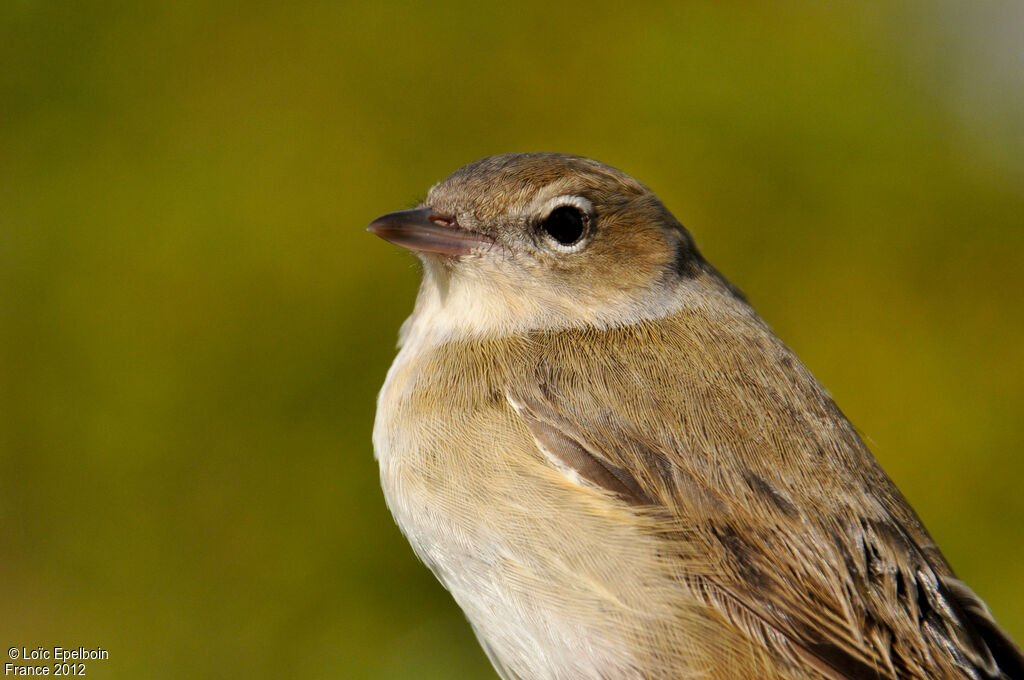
xmin=504 ymin=319 xmax=1023 ymax=680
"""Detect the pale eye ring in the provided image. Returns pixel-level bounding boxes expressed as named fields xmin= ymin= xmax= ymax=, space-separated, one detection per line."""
xmin=537 ymin=196 xmax=593 ymax=251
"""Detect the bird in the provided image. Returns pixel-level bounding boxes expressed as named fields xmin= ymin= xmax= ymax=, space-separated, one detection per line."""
xmin=367 ymin=153 xmax=1023 ymax=680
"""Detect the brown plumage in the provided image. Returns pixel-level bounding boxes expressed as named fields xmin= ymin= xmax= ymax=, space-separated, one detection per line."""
xmin=369 ymin=153 xmax=1022 ymax=680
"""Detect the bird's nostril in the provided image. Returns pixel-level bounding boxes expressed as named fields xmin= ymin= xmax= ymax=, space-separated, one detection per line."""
xmin=429 ymin=214 xmax=457 ymax=228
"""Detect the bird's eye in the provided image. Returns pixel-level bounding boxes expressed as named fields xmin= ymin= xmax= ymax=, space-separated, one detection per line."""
xmin=540 ymin=205 xmax=588 ymax=247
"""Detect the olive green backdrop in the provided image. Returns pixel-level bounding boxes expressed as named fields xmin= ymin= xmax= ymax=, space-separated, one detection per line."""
xmin=2 ymin=2 xmax=1021 ymax=678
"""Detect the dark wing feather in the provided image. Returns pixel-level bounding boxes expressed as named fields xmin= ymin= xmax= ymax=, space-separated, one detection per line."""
xmin=944 ymin=578 xmax=1024 ymax=679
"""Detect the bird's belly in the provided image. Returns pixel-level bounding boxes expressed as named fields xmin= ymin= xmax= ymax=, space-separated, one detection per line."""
xmin=373 ymin=382 xmax=657 ymax=677
xmin=376 ymin=457 xmax=655 ymax=679
xmin=373 ymin=423 xmax=712 ymax=676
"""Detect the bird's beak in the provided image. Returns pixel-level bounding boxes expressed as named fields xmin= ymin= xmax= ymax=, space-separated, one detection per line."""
xmin=367 ymin=207 xmax=493 ymax=257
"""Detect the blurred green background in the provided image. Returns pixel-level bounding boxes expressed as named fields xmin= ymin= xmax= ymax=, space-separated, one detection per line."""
xmin=2 ymin=2 xmax=1021 ymax=678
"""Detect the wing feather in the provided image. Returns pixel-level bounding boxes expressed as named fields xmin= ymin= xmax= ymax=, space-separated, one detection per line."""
xmin=503 ymin=317 xmax=1022 ymax=679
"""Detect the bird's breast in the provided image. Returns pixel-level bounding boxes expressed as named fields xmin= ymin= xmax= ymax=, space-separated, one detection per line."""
xmin=372 ymin=333 xmax=704 ymax=679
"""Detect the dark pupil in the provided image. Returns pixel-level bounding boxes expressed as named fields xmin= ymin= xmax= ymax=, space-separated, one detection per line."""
xmin=542 ymin=206 xmax=585 ymax=245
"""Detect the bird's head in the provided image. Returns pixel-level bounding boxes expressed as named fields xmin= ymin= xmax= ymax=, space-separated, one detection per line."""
xmin=369 ymin=153 xmax=739 ymax=341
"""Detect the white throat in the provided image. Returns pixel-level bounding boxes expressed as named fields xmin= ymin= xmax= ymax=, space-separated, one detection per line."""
xmin=396 ymin=257 xmax=696 ymax=352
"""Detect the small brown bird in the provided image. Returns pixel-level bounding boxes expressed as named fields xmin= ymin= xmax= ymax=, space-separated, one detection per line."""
xmin=369 ymin=153 xmax=1022 ymax=680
